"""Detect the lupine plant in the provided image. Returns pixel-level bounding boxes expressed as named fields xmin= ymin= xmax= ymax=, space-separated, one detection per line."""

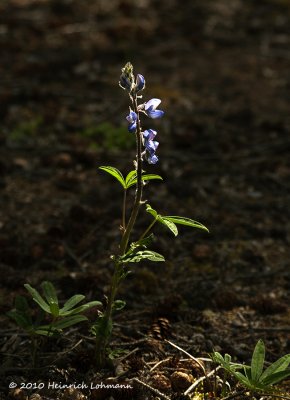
xmin=212 ymin=340 xmax=290 ymax=394
xmin=8 ymin=281 xmax=100 ymax=365
xmin=93 ymin=62 xmax=208 ymax=367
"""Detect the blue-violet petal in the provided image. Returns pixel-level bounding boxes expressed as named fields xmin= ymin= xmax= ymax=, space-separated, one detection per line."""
xmin=136 ymin=74 xmax=145 ymax=91
xmin=147 ymin=154 xmax=159 ymax=164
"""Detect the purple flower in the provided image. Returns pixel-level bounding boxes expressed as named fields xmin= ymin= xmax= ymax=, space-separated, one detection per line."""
xmin=136 ymin=74 xmax=145 ymax=92
xmin=143 ymin=129 xmax=159 ymax=164
xmin=144 ymin=99 xmax=164 ymax=119
xmin=147 ymin=154 xmax=159 ymax=164
xmin=145 ymin=140 xmax=159 ymax=156
xmin=143 ymin=129 xmax=157 ymax=141
xmin=126 ymin=110 xmax=137 ymax=133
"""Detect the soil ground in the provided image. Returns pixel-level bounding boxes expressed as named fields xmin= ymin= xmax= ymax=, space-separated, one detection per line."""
xmin=1 ymin=0 xmax=290 ymax=399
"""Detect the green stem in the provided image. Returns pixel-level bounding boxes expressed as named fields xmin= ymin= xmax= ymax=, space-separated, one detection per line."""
xmin=119 ymin=95 xmax=143 ymax=255
xmin=138 ymin=217 xmax=157 ymax=241
xmin=95 ymin=261 xmax=123 ymax=368
xmin=122 ymin=189 xmax=127 ymax=230
xmin=95 ymin=91 xmax=143 ymax=368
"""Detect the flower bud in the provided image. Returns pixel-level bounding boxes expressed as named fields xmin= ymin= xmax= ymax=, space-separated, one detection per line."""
xmin=119 ymin=62 xmax=135 ymax=92
xmin=136 ymin=74 xmax=145 ymax=92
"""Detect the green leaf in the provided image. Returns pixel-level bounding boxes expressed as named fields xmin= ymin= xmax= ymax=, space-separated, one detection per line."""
xmin=52 ymin=315 xmax=88 ymax=330
xmin=41 ymin=281 xmax=59 ymax=317
xmin=15 ymin=295 xmax=30 ymax=313
xmin=251 ymin=339 xmax=265 ymax=382
xmin=146 ymin=204 xmax=158 ymax=219
xmin=121 ymin=250 xmax=165 ymax=263
xmin=34 ymin=326 xmax=57 ymax=336
xmin=24 ymin=284 xmax=50 ymax=314
xmin=61 ymin=300 xmax=102 ymax=316
xmin=261 ymin=370 xmax=290 ymax=386
xmin=212 ymin=352 xmax=233 ymax=373
xmin=159 ymin=217 xmax=178 ymax=236
xmin=224 ymin=353 xmax=232 ymax=364
xmin=260 ymin=354 xmax=290 ymax=382
xmin=8 ymin=296 xmax=34 ymax=330
xmin=145 ymin=204 xmax=178 ymax=236
xmin=49 ymin=303 xmax=59 ymax=317
xmin=125 ymin=170 xmax=137 ymax=186
xmin=244 ymin=365 xmax=252 ymax=381
xmin=7 ymin=310 xmax=32 ymax=330
xmin=99 ymin=166 xmax=126 ymax=189
xmin=233 ymin=371 xmax=253 ymax=389
xmin=212 ymin=352 xmax=225 ymax=365
xmin=59 ymin=294 xmax=86 ymax=315
xmin=163 ymin=216 xmax=209 ymax=233
xmin=130 ymin=234 xmax=155 ymax=250
xmin=126 ymin=174 xmax=163 ymax=188
xmin=145 ymin=204 xmax=208 ymax=235
xmin=113 ymin=300 xmax=126 ymax=311
xmin=41 ymin=281 xmax=58 ymax=305
xmin=212 ymin=352 xmax=247 ymax=374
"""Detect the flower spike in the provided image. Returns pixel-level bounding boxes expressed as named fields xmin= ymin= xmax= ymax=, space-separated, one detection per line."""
xmin=121 ymin=64 xmax=163 ymax=164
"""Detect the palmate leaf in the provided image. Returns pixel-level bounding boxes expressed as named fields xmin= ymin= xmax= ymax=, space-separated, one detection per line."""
xmin=251 ymin=339 xmax=265 ymax=382
xmin=99 ymin=166 xmax=126 ymax=189
xmin=146 ymin=204 xmax=208 ymax=236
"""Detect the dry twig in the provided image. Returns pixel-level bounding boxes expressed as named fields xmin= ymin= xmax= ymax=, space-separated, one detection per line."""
xmin=165 ymin=339 xmax=205 ymax=373
xmin=184 ymin=365 xmax=221 ymax=395
xmin=133 ymin=377 xmax=171 ymax=400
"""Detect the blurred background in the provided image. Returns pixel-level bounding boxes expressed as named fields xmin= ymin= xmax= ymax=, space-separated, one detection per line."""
xmin=1 ymin=0 xmax=290 ymax=356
